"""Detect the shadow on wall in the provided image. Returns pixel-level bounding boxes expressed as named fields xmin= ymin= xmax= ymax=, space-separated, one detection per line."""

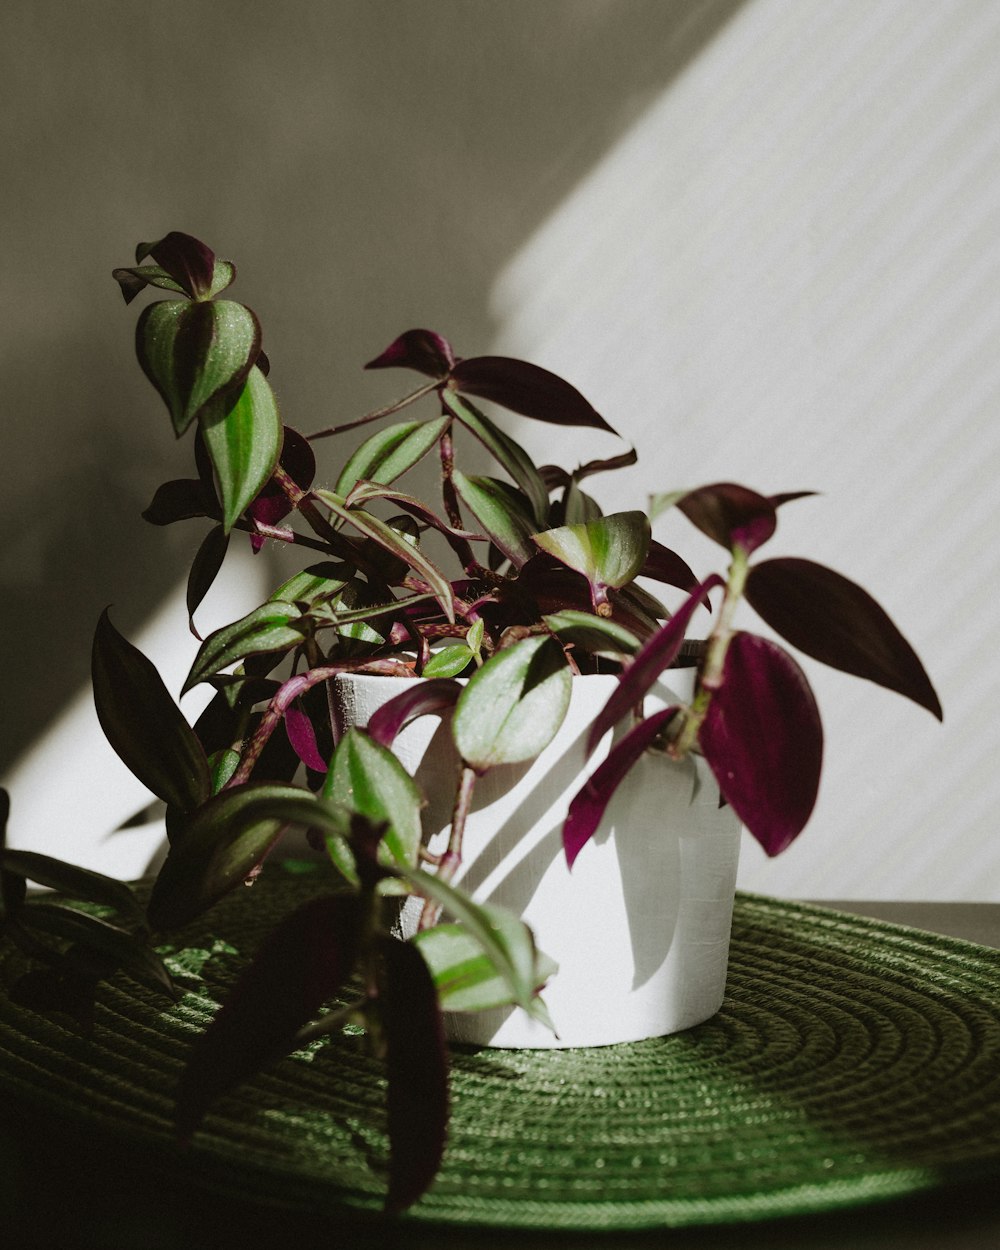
xmin=1 ymin=0 xmax=746 ymax=786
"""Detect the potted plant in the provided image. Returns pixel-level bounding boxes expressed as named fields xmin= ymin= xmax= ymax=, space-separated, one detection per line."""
xmin=0 ymin=232 xmax=942 ymax=1215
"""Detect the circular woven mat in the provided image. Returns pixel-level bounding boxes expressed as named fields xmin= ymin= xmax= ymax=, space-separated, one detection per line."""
xmin=2 ymin=872 xmax=1000 ymax=1231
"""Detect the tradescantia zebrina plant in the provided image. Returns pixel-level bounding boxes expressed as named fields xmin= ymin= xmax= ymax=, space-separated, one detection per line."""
xmin=0 ymin=232 xmax=941 ymax=1213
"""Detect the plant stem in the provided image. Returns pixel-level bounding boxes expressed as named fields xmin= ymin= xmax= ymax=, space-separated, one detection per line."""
xmin=271 ymin=465 xmax=392 ymax=588
xmin=671 ymin=546 xmax=749 ymax=757
xmin=306 ymin=379 xmax=440 ymax=441
xmin=417 ymin=763 xmax=477 ymax=931
xmin=226 ymin=657 xmax=413 ymax=788
xmin=235 ymin=517 xmax=331 ymax=555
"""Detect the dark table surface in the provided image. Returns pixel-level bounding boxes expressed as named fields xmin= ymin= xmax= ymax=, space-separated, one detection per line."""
xmin=4 ymin=901 xmax=1000 ymax=1250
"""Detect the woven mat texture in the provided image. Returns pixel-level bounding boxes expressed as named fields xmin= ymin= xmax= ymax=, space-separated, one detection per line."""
xmin=2 ymin=873 xmax=1000 ymax=1231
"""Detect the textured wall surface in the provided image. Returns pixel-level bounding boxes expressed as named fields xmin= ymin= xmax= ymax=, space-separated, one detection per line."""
xmin=493 ymin=0 xmax=1000 ymax=899
xmin=1 ymin=0 xmax=741 ymax=867
xmin=3 ymin=1 xmax=996 ymax=899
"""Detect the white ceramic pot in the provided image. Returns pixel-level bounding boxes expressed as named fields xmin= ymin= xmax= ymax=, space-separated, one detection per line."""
xmin=332 ymin=669 xmax=741 ymax=1049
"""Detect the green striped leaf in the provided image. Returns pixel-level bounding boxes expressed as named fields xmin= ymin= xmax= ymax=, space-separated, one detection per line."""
xmin=442 ymin=391 xmax=549 ymax=526
xmin=136 ymin=299 xmax=261 ymax=436
xmin=200 ymin=365 xmax=283 ymax=532
xmin=334 ymin=416 xmax=449 ymax=496
xmin=183 ymin=601 xmax=304 ymax=693
xmin=452 ymin=637 xmax=571 ymax=770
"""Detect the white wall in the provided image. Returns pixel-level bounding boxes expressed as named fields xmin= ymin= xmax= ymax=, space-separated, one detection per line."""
xmin=492 ymin=0 xmax=1000 ymax=900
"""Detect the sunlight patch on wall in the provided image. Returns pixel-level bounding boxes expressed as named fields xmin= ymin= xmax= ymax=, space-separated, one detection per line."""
xmin=489 ymin=0 xmax=1000 ymax=900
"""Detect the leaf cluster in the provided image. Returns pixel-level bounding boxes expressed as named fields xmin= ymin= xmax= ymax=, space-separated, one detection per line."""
xmin=2 ymin=233 xmax=942 ymax=1214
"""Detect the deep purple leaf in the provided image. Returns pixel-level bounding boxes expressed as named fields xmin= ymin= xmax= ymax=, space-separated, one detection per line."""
xmin=450 ymin=356 xmax=617 ymax=434
xmin=367 ymin=679 xmax=463 ymax=747
xmin=175 ymin=893 xmax=363 ymax=1141
xmin=586 ymin=574 xmax=723 ymax=754
xmin=699 ymin=632 xmax=823 ymax=856
xmin=640 ymin=540 xmax=702 ymax=599
xmin=564 ymin=708 xmax=677 ymax=868
xmin=573 ymin=447 xmax=639 ymax=480
xmin=677 ymin=483 xmax=779 ymax=554
xmin=284 ymin=698 xmax=328 ymax=772
xmin=770 ymin=490 xmax=817 ymax=509
xmin=186 ymin=525 xmax=229 ymax=638
xmin=364 ymin=329 xmax=455 ymax=378
xmin=745 ymin=557 xmax=942 ymax=719
xmin=539 ymin=464 xmax=571 ymax=492
xmin=378 ymin=935 xmax=448 ymax=1215
xmin=137 ymin=231 xmax=216 ymax=300
xmin=142 ymin=478 xmax=218 ymax=526
xmin=92 ymin=610 xmax=211 ymax=811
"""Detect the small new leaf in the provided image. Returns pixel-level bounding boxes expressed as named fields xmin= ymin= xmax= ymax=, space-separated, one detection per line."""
xmin=532 ymin=511 xmax=650 ymax=612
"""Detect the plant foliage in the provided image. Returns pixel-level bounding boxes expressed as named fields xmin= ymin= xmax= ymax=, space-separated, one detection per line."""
xmin=0 ymin=231 xmax=941 ymax=1214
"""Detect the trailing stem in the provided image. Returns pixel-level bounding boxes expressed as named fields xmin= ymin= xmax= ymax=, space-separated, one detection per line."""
xmin=225 ymin=657 xmax=413 ymax=789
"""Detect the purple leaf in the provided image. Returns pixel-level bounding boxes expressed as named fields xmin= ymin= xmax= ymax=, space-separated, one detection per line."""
xmin=378 ymin=935 xmax=448 ymax=1215
xmin=186 ymin=525 xmax=229 ymax=638
xmin=677 ymin=483 xmax=779 ymax=554
xmin=142 ymin=478 xmax=218 ymax=526
xmin=136 ymin=231 xmax=217 ymax=300
xmin=770 ymin=490 xmax=817 ymax=509
xmin=640 ymin=540 xmax=702 ymax=599
xmin=364 ymin=329 xmax=455 ymax=378
xmin=284 ymin=698 xmax=328 ymax=772
xmin=175 ymin=893 xmax=363 ymax=1141
xmin=450 ymin=356 xmax=617 ymax=434
xmin=699 ymin=632 xmax=823 ymax=856
xmin=571 ymin=447 xmax=639 ymax=481
xmin=745 ymin=557 xmax=942 ymax=719
xmin=367 ymin=679 xmax=463 ymax=747
xmin=586 ymin=573 xmax=723 ymax=754
xmin=92 ymin=610 xmax=211 ymax=812
xmin=564 ymin=708 xmax=677 ymax=868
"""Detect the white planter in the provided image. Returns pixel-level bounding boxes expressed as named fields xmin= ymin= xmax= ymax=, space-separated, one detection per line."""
xmin=332 ymin=670 xmax=741 ymax=1049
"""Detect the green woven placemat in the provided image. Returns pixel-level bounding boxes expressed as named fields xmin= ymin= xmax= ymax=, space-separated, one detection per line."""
xmin=2 ymin=873 xmax=1000 ymax=1231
